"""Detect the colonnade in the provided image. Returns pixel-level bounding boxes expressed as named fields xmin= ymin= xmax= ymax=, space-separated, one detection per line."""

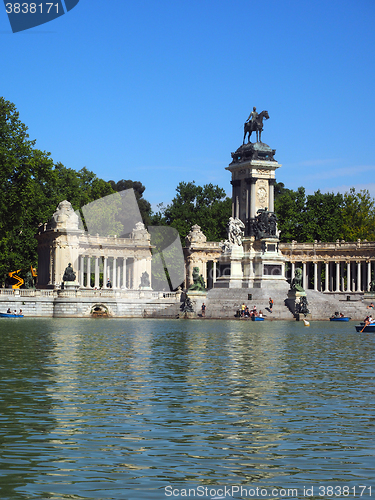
xmin=78 ymin=255 xmax=142 ymax=289
xmin=289 ymin=260 xmax=375 ymax=293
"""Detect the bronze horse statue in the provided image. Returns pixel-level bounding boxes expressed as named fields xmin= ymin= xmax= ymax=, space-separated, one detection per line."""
xmin=243 ymin=110 xmax=269 ymax=144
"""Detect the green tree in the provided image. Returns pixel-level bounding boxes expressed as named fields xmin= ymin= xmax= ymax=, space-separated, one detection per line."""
xmin=341 ymin=188 xmax=375 ymax=241
xmin=109 ymin=179 xmax=152 ymax=225
xmin=0 ymin=97 xmax=56 ymax=277
xmin=153 ymin=181 xmax=232 ymax=242
xmin=274 ymin=186 xmax=306 ymax=242
xmin=0 ymin=97 xmax=116 ymax=281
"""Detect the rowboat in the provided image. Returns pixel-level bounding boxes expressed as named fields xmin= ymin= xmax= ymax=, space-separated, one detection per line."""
xmin=355 ymin=323 xmax=375 ymax=333
xmin=251 ymin=316 xmax=264 ymax=321
xmin=0 ymin=312 xmax=24 ymax=318
xmin=330 ymin=316 xmax=351 ymax=322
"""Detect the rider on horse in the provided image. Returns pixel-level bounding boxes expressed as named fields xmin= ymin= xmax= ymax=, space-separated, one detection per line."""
xmin=246 ymin=106 xmax=259 ymax=126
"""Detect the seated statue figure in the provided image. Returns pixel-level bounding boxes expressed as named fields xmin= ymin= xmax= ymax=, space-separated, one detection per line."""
xmin=188 ymin=266 xmax=206 ymax=291
xmin=370 ymin=279 xmax=375 ymax=292
xmin=63 ymin=263 xmax=76 ymax=282
xmin=290 ymin=268 xmax=304 ymax=292
xmin=140 ymin=271 xmax=151 ymax=288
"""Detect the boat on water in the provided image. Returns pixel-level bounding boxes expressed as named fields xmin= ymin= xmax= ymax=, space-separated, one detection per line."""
xmin=251 ymin=316 xmax=264 ymax=321
xmin=0 ymin=312 xmax=24 ymax=318
xmin=330 ymin=316 xmax=351 ymax=322
xmin=355 ymin=322 xmax=375 ymax=333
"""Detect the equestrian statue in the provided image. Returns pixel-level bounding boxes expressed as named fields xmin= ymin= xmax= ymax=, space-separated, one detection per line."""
xmin=243 ymin=107 xmax=269 ymax=144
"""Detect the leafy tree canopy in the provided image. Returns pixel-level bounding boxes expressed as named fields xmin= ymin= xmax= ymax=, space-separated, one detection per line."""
xmin=109 ymin=179 xmax=152 ymax=225
xmin=152 ymin=181 xmax=232 ymax=242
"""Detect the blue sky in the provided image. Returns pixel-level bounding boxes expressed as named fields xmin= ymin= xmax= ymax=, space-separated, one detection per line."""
xmin=1 ymin=0 xmax=375 ymax=210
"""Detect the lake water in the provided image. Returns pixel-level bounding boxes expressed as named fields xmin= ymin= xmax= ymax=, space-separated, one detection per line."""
xmin=0 ymin=318 xmax=374 ymax=500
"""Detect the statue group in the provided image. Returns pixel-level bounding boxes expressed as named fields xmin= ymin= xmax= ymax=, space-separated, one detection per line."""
xmin=252 ymin=208 xmax=278 ymax=240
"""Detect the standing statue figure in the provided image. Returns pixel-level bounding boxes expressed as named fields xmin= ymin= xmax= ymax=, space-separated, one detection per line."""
xmin=228 ymin=217 xmax=245 ymax=246
xmin=63 ymin=263 xmax=76 ymax=282
xmin=243 ymin=109 xmax=270 ymax=144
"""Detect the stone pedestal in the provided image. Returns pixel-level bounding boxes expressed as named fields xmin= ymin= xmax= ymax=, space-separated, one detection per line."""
xmin=215 ymin=245 xmax=244 ymax=288
xmin=286 ymin=289 xmax=310 ymax=317
xmin=62 ymin=280 xmax=80 ymax=291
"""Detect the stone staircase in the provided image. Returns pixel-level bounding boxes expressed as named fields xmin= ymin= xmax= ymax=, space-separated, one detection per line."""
xmin=148 ymin=287 xmax=370 ymax=321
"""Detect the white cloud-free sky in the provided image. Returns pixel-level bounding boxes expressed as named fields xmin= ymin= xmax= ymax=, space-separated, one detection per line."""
xmin=2 ymin=0 xmax=375 ymax=206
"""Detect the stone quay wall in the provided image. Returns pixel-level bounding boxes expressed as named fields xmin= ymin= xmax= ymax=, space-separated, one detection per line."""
xmin=0 ymin=289 xmax=181 ymax=318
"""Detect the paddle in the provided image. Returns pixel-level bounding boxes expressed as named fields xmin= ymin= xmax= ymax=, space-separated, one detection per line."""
xmin=360 ymin=320 xmax=369 ymax=333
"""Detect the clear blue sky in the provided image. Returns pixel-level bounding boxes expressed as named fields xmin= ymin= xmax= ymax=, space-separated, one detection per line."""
xmin=2 ymin=0 xmax=375 ymax=210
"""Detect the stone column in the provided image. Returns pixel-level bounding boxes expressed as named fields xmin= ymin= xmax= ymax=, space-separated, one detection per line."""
xmin=313 ymin=262 xmax=318 ymax=291
xmin=346 ymin=262 xmax=351 ymax=292
xmin=86 ymin=256 xmax=91 ymax=288
xmin=213 ymin=261 xmax=217 ymax=284
xmin=79 ymin=255 xmax=84 ymax=287
xmin=291 ymin=261 xmax=295 ymax=281
xmin=113 ymin=257 xmax=117 ymax=288
xmin=302 ymin=262 xmax=307 ymax=290
xmin=335 ymin=262 xmax=340 ymax=292
xmin=357 ymin=261 xmax=361 ymax=292
xmin=122 ymin=258 xmax=127 ymax=288
xmin=95 ymin=257 xmax=100 ymax=288
xmin=368 ymin=261 xmax=372 ymax=291
xmin=250 ymin=178 xmax=257 ymax=219
xmin=268 ymin=179 xmax=275 ymax=212
xmin=325 ymin=262 xmax=329 ymax=292
xmin=103 ymin=257 xmax=107 ymax=287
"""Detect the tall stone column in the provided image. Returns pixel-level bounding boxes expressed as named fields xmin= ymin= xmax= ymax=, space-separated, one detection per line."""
xmin=346 ymin=262 xmax=351 ymax=292
xmin=357 ymin=261 xmax=361 ymax=292
xmin=86 ymin=256 xmax=91 ymax=288
xmin=368 ymin=261 xmax=372 ymax=291
xmin=95 ymin=257 xmax=100 ymax=288
xmin=113 ymin=257 xmax=117 ymax=288
xmin=335 ymin=262 xmax=340 ymax=292
xmin=103 ymin=257 xmax=107 ymax=287
xmin=213 ymin=261 xmax=217 ymax=284
xmin=122 ymin=258 xmax=127 ymax=288
xmin=79 ymin=255 xmax=84 ymax=287
xmin=302 ymin=262 xmax=307 ymax=290
xmin=268 ymin=179 xmax=275 ymax=213
xmin=291 ymin=261 xmax=295 ymax=281
xmin=313 ymin=262 xmax=318 ymax=291
xmin=325 ymin=262 xmax=329 ymax=292
xmin=250 ymin=178 xmax=257 ymax=219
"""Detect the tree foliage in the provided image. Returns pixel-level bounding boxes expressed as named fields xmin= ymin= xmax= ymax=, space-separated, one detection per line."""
xmin=109 ymin=179 xmax=152 ymax=225
xmin=152 ymin=181 xmax=232 ymax=242
xmin=275 ymin=184 xmax=375 ymax=242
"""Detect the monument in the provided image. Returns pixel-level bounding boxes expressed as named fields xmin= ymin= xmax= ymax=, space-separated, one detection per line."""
xmin=215 ymin=108 xmax=288 ymax=289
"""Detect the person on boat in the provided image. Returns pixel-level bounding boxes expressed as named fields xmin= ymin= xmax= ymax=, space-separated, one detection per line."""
xmin=339 ymin=312 xmax=344 ymax=317
xmin=7 ymin=308 xmax=11 ymax=313
xmin=258 ymin=310 xmax=263 ymax=317
xmin=367 ymin=302 xmax=374 ymax=309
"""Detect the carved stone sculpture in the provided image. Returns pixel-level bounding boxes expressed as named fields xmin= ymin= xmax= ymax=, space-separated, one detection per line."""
xmin=63 ymin=263 xmax=76 ymax=282
xmin=140 ymin=271 xmax=150 ymax=288
xmin=182 ymin=296 xmax=194 ymax=313
xmin=228 ymin=217 xmax=245 ymax=246
xmin=296 ymin=296 xmax=310 ymax=315
xmin=188 ymin=267 xmax=206 ymax=291
xmin=290 ymin=268 xmax=304 ymax=292
xmin=252 ymin=208 xmax=278 ymax=240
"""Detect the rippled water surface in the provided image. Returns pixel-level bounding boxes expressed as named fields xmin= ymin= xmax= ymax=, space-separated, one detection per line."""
xmin=0 ymin=318 xmax=374 ymax=499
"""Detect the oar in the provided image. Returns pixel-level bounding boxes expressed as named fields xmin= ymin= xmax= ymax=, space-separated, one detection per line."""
xmin=360 ymin=321 xmax=369 ymax=333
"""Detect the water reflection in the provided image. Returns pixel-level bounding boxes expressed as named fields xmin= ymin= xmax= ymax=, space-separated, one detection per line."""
xmin=0 ymin=319 xmax=374 ymax=499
